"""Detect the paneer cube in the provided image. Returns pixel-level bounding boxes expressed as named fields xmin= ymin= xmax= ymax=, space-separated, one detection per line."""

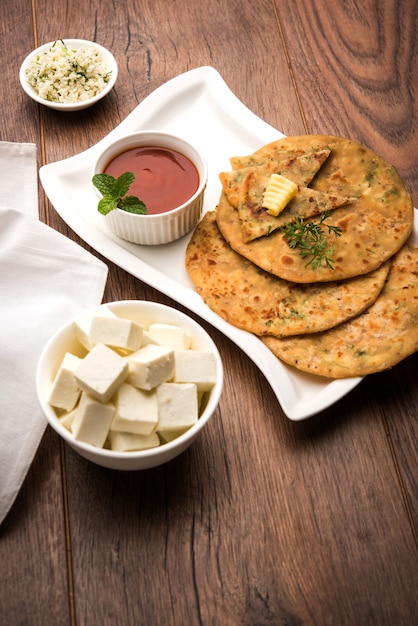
xmin=59 ymin=408 xmax=77 ymax=431
xmin=74 ymin=343 xmax=128 ymax=403
xmin=71 ymin=392 xmax=115 ymax=447
xmin=173 ymin=350 xmax=217 ymax=391
xmin=73 ymin=306 xmax=117 ymax=350
xmin=147 ymin=323 xmax=191 ymax=349
xmin=127 ymin=344 xmax=174 ymax=390
xmin=49 ymin=352 xmax=82 ymax=411
xmin=88 ymin=315 xmax=144 ymax=352
xmin=158 ymin=428 xmax=189 ymax=443
xmin=109 ymin=430 xmax=160 ymax=452
xmin=141 ymin=330 xmax=158 ymax=346
xmin=157 ymin=382 xmax=198 ymax=431
xmin=111 ymin=383 xmax=158 ymax=435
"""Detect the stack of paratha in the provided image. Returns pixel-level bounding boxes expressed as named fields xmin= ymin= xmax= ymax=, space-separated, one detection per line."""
xmin=186 ymin=135 xmax=417 ymax=379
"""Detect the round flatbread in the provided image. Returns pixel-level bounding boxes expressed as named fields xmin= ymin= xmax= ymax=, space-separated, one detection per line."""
xmin=185 ymin=211 xmax=390 ymax=337
xmin=216 ymin=135 xmax=414 ymax=283
xmin=261 ymin=244 xmax=418 ymax=377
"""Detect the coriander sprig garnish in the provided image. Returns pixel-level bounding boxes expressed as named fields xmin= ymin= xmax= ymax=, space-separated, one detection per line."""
xmin=92 ymin=172 xmax=147 ymax=215
xmin=280 ymin=210 xmax=342 ymax=270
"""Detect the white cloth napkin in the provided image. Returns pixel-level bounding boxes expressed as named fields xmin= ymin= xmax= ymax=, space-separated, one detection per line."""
xmin=0 ymin=142 xmax=39 ymax=216
xmin=0 ymin=143 xmax=108 ymax=524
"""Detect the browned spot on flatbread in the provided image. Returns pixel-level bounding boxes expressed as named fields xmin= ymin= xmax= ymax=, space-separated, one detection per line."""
xmin=335 ymin=212 xmax=356 ymax=232
xmin=280 ymin=255 xmax=295 ymax=266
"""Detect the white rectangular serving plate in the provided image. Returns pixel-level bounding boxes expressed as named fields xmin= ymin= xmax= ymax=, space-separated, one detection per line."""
xmin=40 ymin=66 xmax=417 ymax=420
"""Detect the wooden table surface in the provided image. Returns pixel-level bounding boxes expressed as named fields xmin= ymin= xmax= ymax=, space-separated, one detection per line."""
xmin=1 ymin=1 xmax=417 ymax=624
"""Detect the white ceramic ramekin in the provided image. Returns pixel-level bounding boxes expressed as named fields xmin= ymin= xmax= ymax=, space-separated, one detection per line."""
xmin=92 ymin=131 xmax=208 ymax=245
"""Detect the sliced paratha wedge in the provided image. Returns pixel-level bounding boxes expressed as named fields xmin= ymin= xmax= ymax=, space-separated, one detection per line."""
xmin=220 ymin=148 xmax=331 ymax=209
xmin=261 ymin=244 xmax=418 ymax=377
xmin=217 ymin=135 xmax=414 ymax=283
xmin=238 ymin=171 xmax=353 ymax=242
xmin=186 ymin=211 xmax=390 ymax=337
xmin=229 ymin=136 xmax=339 ymax=170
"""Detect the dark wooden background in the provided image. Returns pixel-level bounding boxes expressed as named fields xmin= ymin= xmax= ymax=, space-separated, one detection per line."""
xmin=1 ymin=1 xmax=417 ymax=624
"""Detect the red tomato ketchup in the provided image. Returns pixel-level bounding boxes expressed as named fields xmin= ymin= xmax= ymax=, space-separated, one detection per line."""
xmin=104 ymin=146 xmax=199 ymax=215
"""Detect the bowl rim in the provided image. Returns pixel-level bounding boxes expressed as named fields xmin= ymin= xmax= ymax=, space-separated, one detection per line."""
xmin=36 ymin=300 xmax=223 ymax=461
xmin=19 ymin=38 xmax=118 ymax=110
xmin=93 ymin=130 xmax=208 ymax=220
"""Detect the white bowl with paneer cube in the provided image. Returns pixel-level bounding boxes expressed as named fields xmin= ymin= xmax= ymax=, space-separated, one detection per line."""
xmin=36 ymin=300 xmax=223 ymax=470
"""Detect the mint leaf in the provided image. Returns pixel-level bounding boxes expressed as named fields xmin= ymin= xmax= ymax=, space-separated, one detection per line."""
xmin=92 ymin=171 xmax=147 ymax=216
xmin=119 ymin=195 xmax=147 ymax=214
xmin=92 ymin=173 xmax=116 ymax=196
xmin=98 ymin=195 xmax=118 ymax=215
xmin=113 ymin=171 xmax=135 ymax=198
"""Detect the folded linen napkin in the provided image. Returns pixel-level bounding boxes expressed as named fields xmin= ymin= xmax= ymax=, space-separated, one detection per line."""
xmin=0 ymin=143 xmax=108 ymax=525
xmin=0 ymin=141 xmax=39 ymax=216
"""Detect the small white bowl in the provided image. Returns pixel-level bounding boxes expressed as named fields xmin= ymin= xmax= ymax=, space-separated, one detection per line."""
xmin=36 ymin=300 xmax=223 ymax=470
xmin=92 ymin=131 xmax=208 ymax=245
xmin=19 ymin=39 xmax=118 ymax=111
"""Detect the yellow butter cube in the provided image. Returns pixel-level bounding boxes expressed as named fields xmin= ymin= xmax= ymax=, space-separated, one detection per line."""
xmin=262 ymin=174 xmax=298 ymax=216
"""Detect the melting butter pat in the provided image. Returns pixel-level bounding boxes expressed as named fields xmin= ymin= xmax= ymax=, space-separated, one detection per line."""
xmin=88 ymin=315 xmax=144 ymax=352
xmin=109 ymin=430 xmax=160 ymax=452
xmin=127 ymin=344 xmax=174 ymax=390
xmin=174 ymin=350 xmax=217 ymax=391
xmin=148 ymin=323 xmax=191 ymax=349
xmin=111 ymin=383 xmax=158 ymax=435
xmin=262 ymin=174 xmax=298 ymax=216
xmin=71 ymin=392 xmax=115 ymax=447
xmin=74 ymin=343 xmax=128 ymax=403
xmin=157 ymin=382 xmax=198 ymax=431
xmin=49 ymin=352 xmax=82 ymax=411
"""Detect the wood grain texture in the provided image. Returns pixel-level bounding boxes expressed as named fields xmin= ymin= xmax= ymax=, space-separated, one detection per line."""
xmin=0 ymin=430 xmax=70 ymax=626
xmin=274 ymin=0 xmax=418 ymax=202
xmin=1 ymin=0 xmax=417 ymax=625
xmin=0 ymin=0 xmax=70 ymax=624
